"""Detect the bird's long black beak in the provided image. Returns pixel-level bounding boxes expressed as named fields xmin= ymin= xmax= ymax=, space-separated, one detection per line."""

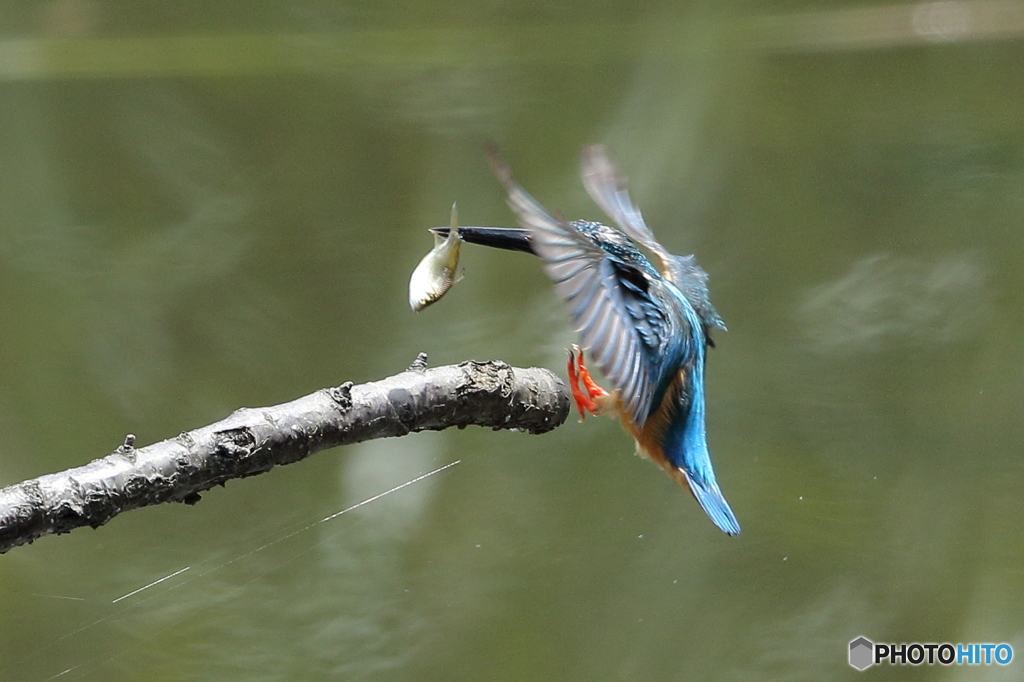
xmin=429 ymin=226 xmax=536 ymax=255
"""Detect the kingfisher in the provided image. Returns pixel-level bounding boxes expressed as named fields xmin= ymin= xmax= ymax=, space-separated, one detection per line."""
xmin=431 ymin=145 xmax=739 ymax=535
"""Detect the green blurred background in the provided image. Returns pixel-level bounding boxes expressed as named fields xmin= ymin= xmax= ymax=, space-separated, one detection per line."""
xmin=1 ymin=1 xmax=1023 ymax=680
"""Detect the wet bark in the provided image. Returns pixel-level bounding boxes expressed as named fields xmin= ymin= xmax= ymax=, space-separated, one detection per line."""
xmin=0 ymin=356 xmax=568 ymax=554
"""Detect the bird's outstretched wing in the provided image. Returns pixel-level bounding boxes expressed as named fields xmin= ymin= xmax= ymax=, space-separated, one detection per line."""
xmin=580 ymin=144 xmax=671 ymax=269
xmin=580 ymin=145 xmax=726 ymax=333
xmin=488 ymin=146 xmax=680 ymax=426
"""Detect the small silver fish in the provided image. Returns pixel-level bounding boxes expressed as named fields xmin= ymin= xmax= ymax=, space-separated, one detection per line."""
xmin=409 ymin=203 xmax=463 ymax=312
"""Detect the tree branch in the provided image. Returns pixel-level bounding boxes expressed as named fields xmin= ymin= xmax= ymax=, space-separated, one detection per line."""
xmin=0 ymin=358 xmax=568 ymax=555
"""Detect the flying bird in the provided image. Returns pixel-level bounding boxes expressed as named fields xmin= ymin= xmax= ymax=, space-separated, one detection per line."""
xmin=433 ymin=145 xmax=739 ymax=535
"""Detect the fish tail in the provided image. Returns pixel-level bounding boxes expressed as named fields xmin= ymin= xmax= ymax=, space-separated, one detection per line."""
xmin=445 ymin=202 xmax=462 ymax=244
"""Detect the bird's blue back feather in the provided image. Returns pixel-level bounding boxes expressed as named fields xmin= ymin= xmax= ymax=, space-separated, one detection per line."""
xmin=660 ymin=297 xmax=740 ymax=535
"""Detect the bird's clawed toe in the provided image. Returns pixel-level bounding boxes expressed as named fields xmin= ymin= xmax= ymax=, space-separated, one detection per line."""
xmin=566 ymin=344 xmax=610 ymax=421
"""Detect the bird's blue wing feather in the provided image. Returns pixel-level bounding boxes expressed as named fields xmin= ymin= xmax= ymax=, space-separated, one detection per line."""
xmin=536 ymin=225 xmax=667 ymax=427
xmin=580 ymin=145 xmax=659 ymax=256
xmin=580 ymin=145 xmax=726 ymax=333
xmin=488 ymin=148 xmax=677 ymax=426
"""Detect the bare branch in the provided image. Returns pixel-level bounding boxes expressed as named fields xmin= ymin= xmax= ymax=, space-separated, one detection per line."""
xmin=0 ymin=359 xmax=568 ymax=554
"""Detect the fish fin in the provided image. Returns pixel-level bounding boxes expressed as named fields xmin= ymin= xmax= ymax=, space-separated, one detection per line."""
xmin=444 ymin=202 xmax=462 ymax=247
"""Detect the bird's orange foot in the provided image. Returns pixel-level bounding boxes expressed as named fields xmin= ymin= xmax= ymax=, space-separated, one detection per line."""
xmin=566 ymin=344 xmax=610 ymax=422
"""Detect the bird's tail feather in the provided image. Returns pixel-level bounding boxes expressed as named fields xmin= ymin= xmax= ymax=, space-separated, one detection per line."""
xmin=681 ymin=469 xmax=741 ymax=536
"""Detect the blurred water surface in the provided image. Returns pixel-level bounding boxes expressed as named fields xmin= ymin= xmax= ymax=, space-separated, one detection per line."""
xmin=2 ymin=1 xmax=1024 ymax=680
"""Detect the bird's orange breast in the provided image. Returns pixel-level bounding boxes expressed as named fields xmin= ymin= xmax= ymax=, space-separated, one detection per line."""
xmin=619 ymin=373 xmax=694 ymax=493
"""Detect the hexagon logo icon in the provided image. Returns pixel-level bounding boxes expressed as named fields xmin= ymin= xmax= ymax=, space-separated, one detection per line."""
xmin=849 ymin=637 xmax=874 ymax=670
